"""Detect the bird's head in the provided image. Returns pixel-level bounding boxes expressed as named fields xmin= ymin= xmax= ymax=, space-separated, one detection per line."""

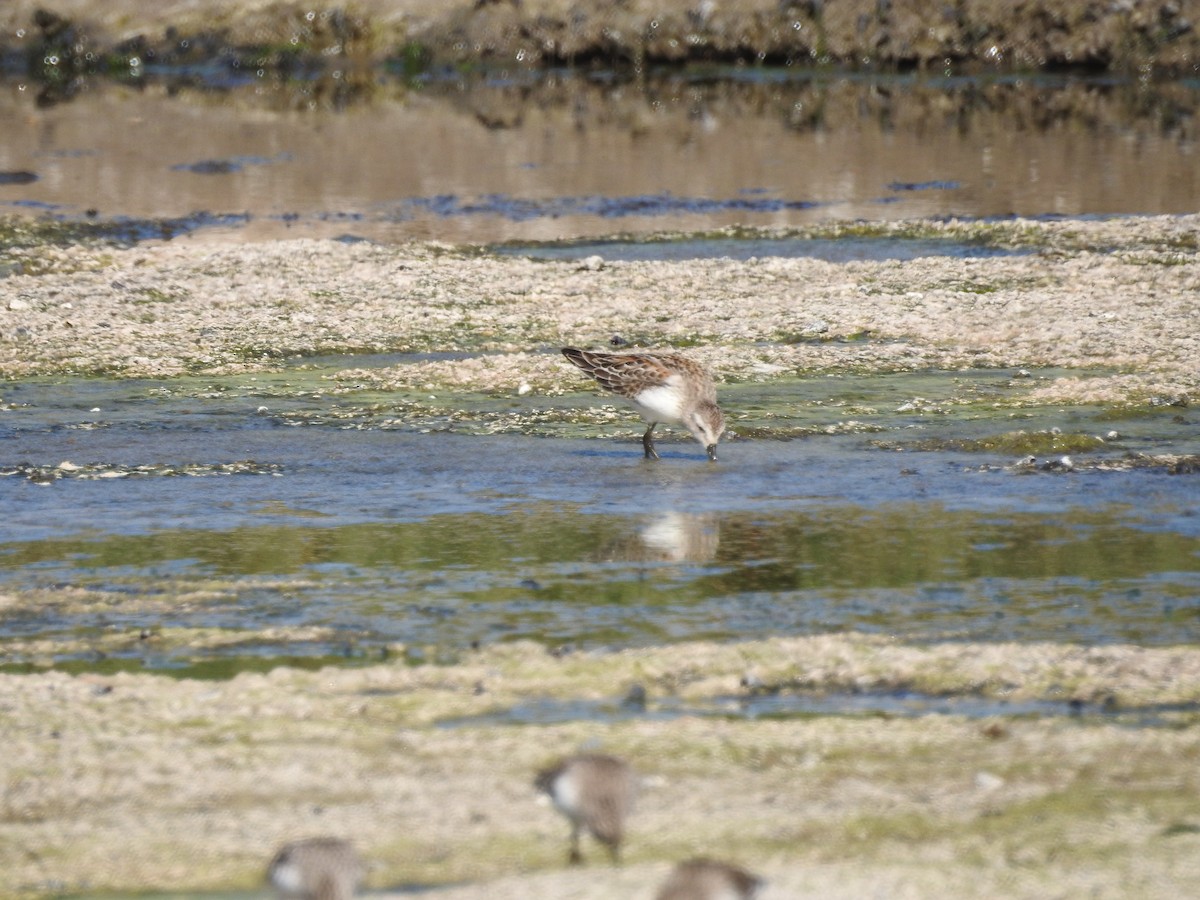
xmin=687 ymin=400 xmax=725 ymax=461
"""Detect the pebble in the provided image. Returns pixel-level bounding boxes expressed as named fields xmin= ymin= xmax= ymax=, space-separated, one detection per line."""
xmin=975 ymin=771 xmax=1005 ymax=792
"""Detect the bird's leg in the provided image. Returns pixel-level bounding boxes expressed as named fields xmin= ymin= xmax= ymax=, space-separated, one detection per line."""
xmin=642 ymin=423 xmax=660 ymax=460
xmin=568 ymin=823 xmax=583 ymax=866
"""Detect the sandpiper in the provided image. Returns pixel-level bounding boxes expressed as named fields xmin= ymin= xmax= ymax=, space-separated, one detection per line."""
xmin=534 ymin=752 xmax=637 ymax=865
xmin=267 ymin=837 xmax=363 ymax=900
xmin=561 ymin=347 xmax=726 ymax=461
xmin=655 ymin=857 xmax=764 ymax=900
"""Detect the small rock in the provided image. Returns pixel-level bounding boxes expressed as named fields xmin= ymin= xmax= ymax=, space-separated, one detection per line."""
xmin=1041 ymin=455 xmax=1074 ymax=472
xmin=577 ymin=255 xmax=604 ymax=271
xmin=980 ymin=722 xmax=1008 ymax=740
xmin=8 ymin=299 xmax=29 ymax=311
xmin=975 ymin=771 xmax=1005 ymax=791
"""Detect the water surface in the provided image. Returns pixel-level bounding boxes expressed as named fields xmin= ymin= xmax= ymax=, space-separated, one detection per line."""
xmin=491 ymin=234 xmax=1032 ymax=262
xmin=1 ymin=70 xmax=1197 ymax=242
xmin=3 ymin=367 xmax=1198 ymax=676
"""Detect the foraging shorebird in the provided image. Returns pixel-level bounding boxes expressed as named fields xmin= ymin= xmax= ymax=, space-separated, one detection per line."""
xmin=655 ymin=857 xmax=765 ymax=900
xmin=534 ymin=752 xmax=637 ymax=865
xmin=267 ymin=837 xmax=363 ymax=900
xmin=561 ymin=347 xmax=726 ymax=461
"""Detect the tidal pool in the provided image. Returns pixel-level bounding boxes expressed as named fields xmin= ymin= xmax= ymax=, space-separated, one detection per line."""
xmin=2 ymin=367 xmax=1197 ymax=677
xmin=2 ymin=70 xmax=1200 ymax=243
xmin=490 ymin=234 xmax=1031 ymax=263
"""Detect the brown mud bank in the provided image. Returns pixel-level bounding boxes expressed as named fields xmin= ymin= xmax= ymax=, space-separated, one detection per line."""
xmin=4 ymin=635 xmax=1200 ymax=898
xmin=0 ymin=0 xmax=1197 ymax=79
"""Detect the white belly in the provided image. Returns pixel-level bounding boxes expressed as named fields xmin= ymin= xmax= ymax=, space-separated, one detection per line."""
xmin=629 ymin=383 xmax=684 ymax=425
xmin=550 ymin=772 xmax=583 ymax=820
xmin=269 ymin=862 xmax=305 ymax=895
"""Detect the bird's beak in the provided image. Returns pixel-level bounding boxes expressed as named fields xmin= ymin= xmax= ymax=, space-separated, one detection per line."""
xmin=706 ymin=444 xmax=718 ymax=462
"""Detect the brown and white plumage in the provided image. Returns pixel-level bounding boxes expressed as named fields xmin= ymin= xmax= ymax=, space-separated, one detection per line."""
xmin=267 ymin=837 xmax=363 ymax=900
xmin=561 ymin=347 xmax=726 ymax=461
xmin=534 ymin=752 xmax=637 ymax=865
xmin=655 ymin=858 xmax=764 ymax=900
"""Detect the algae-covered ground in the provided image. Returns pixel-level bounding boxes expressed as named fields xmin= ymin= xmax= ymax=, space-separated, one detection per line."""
xmin=2 ymin=214 xmax=1200 ymax=898
xmin=2 ymin=215 xmax=1198 ymax=405
xmin=5 ymin=637 xmax=1200 ymax=898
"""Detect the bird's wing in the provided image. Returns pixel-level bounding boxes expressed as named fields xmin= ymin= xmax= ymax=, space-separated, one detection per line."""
xmin=572 ymin=351 xmax=678 ymax=398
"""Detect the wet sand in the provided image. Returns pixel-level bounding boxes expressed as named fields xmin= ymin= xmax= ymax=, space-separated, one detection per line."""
xmin=5 ymin=636 xmax=1200 ymax=898
xmin=1 ymin=214 xmax=1199 ymax=897
xmin=2 ymin=215 xmax=1198 ymax=405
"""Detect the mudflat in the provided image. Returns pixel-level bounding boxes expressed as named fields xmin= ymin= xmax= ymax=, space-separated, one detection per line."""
xmin=1 ymin=213 xmax=1199 ymax=897
xmin=5 ymin=636 xmax=1200 ymax=898
xmin=2 ymin=215 xmax=1198 ymax=404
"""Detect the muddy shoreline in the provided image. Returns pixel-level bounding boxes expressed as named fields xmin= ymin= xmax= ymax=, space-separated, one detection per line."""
xmin=2 ymin=215 xmax=1200 ymax=897
xmin=2 ymin=216 xmax=1198 ymax=407
xmin=5 ymin=636 xmax=1200 ymax=898
xmin=1 ymin=0 xmax=1198 ymax=79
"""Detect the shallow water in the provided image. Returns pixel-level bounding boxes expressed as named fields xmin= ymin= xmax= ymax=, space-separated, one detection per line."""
xmin=3 ymin=365 xmax=1198 ymax=677
xmin=491 ymin=234 xmax=1032 ymax=262
xmin=435 ymin=687 xmax=1200 ymax=729
xmin=1 ymin=69 xmax=1199 ymax=242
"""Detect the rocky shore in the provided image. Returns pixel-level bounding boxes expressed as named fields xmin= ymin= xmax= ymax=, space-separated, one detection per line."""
xmin=0 ymin=0 xmax=1197 ymax=81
